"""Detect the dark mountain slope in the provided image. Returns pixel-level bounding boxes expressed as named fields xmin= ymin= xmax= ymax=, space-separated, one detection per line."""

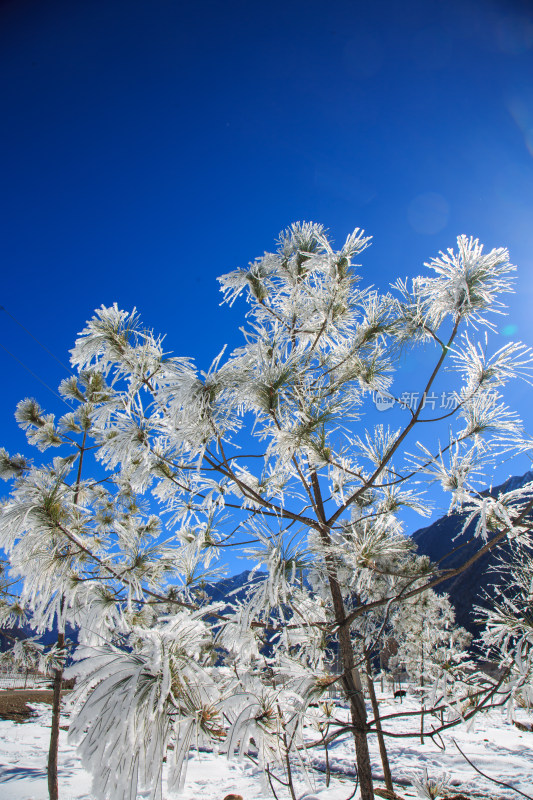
xmin=412 ymin=471 xmax=533 ymax=631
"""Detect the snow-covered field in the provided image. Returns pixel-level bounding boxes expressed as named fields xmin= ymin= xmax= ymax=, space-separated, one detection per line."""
xmin=0 ymin=692 xmax=532 ymax=800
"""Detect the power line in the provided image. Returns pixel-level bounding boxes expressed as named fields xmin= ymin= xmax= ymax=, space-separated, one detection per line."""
xmin=0 ymin=341 xmax=72 ymax=408
xmin=0 ymin=305 xmax=73 ymax=374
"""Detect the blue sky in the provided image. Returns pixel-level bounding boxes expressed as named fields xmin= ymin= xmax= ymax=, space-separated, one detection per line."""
xmin=1 ymin=0 xmax=533 ymax=557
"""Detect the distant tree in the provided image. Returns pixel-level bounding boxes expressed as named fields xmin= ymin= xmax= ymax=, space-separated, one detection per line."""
xmin=392 ymin=587 xmax=472 ymax=741
xmin=0 ymin=555 xmax=25 ymax=648
xmin=1 ymin=224 xmax=533 ymax=800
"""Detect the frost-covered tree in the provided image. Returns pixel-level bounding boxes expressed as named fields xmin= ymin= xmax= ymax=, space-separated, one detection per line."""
xmin=392 ymin=588 xmax=467 ymax=687
xmin=392 ymin=587 xmax=472 ymax=741
xmin=309 ymin=536 xmax=426 ymax=794
xmin=1 ymin=223 xmax=533 ymax=800
xmin=477 ymin=544 xmax=533 ymax=717
xmin=0 ymin=556 xmax=16 ymax=625
xmin=0 ymin=380 xmax=186 ymax=800
xmin=0 ymin=557 xmax=10 ymax=598
xmin=0 ymin=556 xmax=23 ymax=649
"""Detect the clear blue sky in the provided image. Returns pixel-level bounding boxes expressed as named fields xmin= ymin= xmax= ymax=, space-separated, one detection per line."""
xmin=1 ymin=0 xmax=533 ymax=502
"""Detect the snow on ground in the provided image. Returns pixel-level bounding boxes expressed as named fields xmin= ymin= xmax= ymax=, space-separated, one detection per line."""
xmin=0 ymin=692 xmax=532 ymax=800
xmin=0 ymin=704 xmax=91 ymax=800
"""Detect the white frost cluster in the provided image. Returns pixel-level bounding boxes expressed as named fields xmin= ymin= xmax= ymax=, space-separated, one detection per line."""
xmin=0 ymin=224 xmax=531 ymax=800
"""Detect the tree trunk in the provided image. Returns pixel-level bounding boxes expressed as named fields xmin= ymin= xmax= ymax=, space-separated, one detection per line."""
xmin=365 ymin=653 xmax=394 ymax=795
xmin=329 ymin=579 xmax=375 ymax=800
xmin=311 ymin=474 xmax=375 ymax=800
xmin=420 ymin=657 xmax=425 ymax=745
xmin=47 ymin=631 xmax=64 ymax=800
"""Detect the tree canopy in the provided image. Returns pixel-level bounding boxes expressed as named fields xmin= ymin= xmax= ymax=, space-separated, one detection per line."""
xmin=1 ymin=223 xmax=532 ymax=800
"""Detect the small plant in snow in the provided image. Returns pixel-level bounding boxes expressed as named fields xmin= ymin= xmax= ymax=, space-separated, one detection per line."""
xmin=410 ymin=767 xmax=452 ymax=799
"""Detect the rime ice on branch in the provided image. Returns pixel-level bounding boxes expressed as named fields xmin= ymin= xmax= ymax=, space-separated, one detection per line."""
xmin=1 ymin=223 xmax=532 ymax=800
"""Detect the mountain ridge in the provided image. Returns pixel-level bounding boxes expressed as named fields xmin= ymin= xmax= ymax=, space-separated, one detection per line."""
xmin=412 ymin=469 xmax=533 ymax=631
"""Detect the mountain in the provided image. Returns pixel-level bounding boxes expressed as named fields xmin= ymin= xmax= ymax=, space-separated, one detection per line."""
xmin=0 ymin=622 xmax=79 ymax=653
xmin=411 ymin=471 xmax=533 ymax=632
xmin=0 ymin=572 xmax=262 ymax=655
xmin=203 ymin=569 xmax=265 ymax=606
